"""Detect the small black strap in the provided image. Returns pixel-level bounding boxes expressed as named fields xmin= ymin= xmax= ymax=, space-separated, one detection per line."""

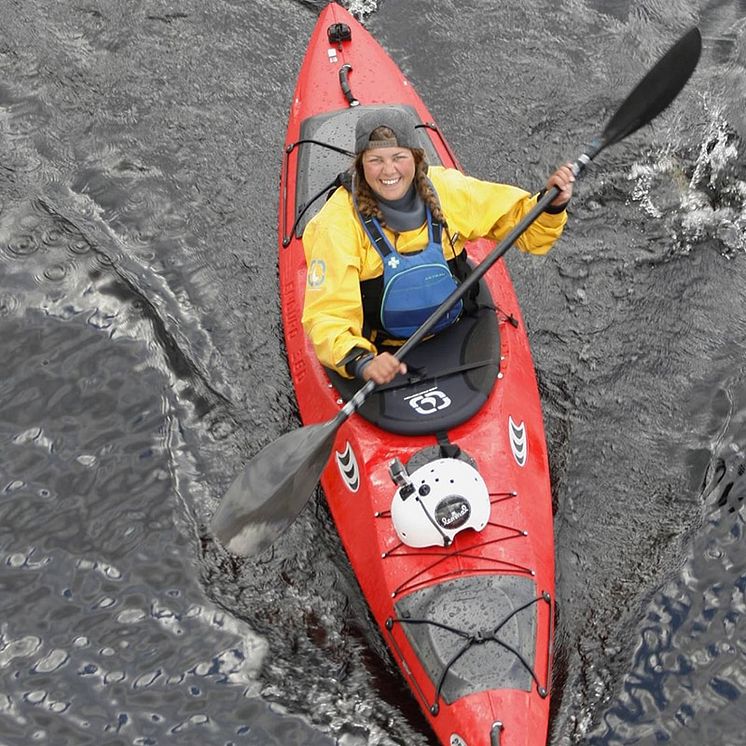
xmin=430 ymin=215 xmax=442 ymax=244
xmin=477 ymin=302 xmax=519 ymax=327
xmin=339 ymin=346 xmax=375 ymax=377
xmin=436 ymin=431 xmax=461 ymax=459
xmin=371 ymin=359 xmax=493 ymax=394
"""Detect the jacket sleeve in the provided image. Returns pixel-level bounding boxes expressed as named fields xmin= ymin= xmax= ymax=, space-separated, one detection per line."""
xmin=301 ymin=195 xmax=377 ymax=378
xmin=432 ymin=167 xmax=567 ymax=255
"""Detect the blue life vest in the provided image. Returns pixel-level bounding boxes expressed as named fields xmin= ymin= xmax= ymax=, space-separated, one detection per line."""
xmin=357 ymin=207 xmax=462 ymax=339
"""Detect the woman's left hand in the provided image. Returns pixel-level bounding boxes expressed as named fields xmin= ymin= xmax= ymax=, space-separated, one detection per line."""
xmin=545 ymin=163 xmax=575 ymax=207
xmin=361 ymin=352 xmax=407 ymax=385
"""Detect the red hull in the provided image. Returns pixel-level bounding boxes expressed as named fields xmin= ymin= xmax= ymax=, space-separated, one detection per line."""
xmin=279 ymin=6 xmax=555 ymax=745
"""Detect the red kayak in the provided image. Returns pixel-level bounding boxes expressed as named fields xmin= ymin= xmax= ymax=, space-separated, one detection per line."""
xmin=279 ymin=5 xmax=555 ymax=745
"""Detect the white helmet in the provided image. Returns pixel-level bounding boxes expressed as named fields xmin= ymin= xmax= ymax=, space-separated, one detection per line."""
xmin=390 ymin=457 xmax=490 ymax=548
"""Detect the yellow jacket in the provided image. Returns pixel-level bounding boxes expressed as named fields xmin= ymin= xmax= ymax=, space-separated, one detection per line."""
xmin=302 ymin=166 xmax=567 ymax=377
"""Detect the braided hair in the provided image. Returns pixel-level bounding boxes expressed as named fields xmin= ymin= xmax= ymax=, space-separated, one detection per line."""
xmin=353 ymin=126 xmax=446 ymax=227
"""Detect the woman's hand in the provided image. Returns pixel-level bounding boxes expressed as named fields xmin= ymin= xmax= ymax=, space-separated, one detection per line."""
xmin=361 ymin=352 xmax=407 ymax=385
xmin=545 ymin=163 xmax=575 ymax=208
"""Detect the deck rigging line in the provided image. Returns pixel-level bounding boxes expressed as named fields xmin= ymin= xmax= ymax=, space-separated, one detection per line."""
xmin=385 ymin=591 xmax=552 ymax=714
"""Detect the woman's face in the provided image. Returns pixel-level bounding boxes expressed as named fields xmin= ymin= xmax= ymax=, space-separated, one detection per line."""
xmin=361 ymin=146 xmax=416 ymax=201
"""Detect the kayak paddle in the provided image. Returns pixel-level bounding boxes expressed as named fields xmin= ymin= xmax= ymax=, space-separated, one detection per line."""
xmin=211 ymin=26 xmax=702 ymax=557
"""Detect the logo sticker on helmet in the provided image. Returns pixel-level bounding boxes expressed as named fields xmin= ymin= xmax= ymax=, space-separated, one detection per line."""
xmin=435 ymin=495 xmax=472 ymax=529
xmin=335 ymin=442 xmax=359 ymax=492
xmin=509 ymin=416 xmax=527 ymax=467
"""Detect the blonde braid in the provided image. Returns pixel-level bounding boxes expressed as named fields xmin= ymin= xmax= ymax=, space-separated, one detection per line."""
xmin=353 ymin=157 xmax=385 ymax=221
xmin=413 ymin=151 xmax=446 ymax=227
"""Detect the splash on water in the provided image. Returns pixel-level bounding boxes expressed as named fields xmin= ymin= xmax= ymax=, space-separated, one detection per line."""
xmin=343 ymin=0 xmax=379 ymax=19
xmin=629 ymin=103 xmax=745 ymax=258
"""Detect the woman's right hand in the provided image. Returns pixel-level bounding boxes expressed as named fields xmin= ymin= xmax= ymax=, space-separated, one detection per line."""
xmin=545 ymin=163 xmax=575 ymax=207
xmin=361 ymin=352 xmax=407 ymax=385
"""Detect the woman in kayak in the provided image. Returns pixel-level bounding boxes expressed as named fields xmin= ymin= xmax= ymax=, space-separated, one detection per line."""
xmin=302 ymin=107 xmax=574 ymax=385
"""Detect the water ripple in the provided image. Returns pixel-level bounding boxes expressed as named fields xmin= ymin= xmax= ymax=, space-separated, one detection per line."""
xmin=0 ymin=303 xmax=330 ymax=745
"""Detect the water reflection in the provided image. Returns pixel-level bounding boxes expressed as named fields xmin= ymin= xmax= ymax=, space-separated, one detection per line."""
xmin=2 ymin=0 xmax=746 ymax=743
xmin=0 ymin=305 xmax=330 ymax=745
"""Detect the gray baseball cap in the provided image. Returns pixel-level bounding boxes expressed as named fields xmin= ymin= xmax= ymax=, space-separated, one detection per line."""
xmin=354 ymin=108 xmax=419 ymax=154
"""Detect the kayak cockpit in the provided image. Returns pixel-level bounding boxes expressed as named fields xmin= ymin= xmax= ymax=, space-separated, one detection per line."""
xmin=326 ymin=300 xmax=501 ymax=435
xmin=290 ymin=104 xmax=503 ymax=435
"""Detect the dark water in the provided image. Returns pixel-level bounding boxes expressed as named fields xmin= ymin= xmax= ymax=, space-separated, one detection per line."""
xmin=1 ymin=1 xmax=744 ymax=745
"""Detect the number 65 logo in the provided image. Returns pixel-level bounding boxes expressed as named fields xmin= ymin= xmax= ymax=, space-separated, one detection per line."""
xmin=405 ymin=387 xmax=452 ymax=415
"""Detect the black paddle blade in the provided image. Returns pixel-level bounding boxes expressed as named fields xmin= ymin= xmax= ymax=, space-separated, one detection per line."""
xmin=602 ymin=27 xmax=702 ymax=149
xmin=210 ymin=418 xmax=342 ymax=556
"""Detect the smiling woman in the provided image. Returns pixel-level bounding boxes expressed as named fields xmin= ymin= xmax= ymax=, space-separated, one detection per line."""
xmin=301 ymin=106 xmax=574 ymax=386
xmin=360 ymin=139 xmax=417 ymax=200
